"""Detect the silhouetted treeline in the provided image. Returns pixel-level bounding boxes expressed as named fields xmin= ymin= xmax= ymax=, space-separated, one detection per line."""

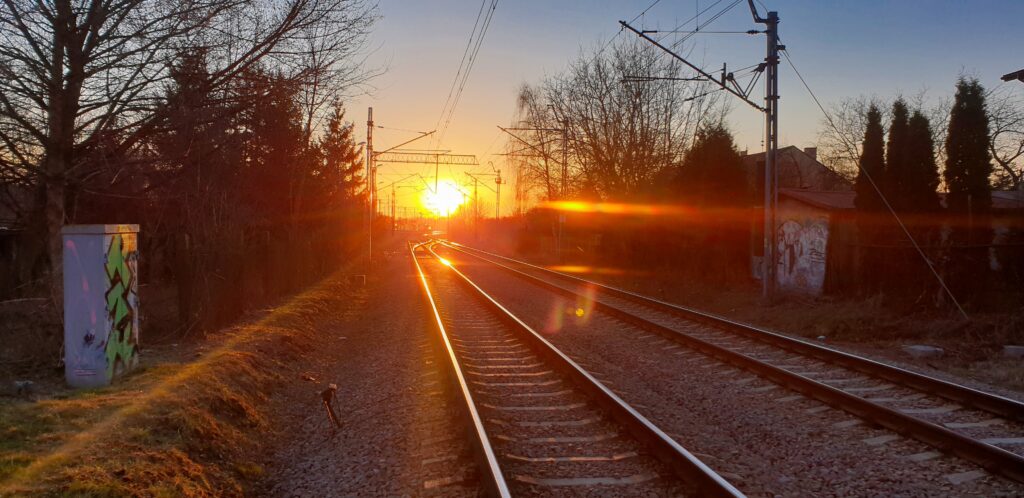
xmin=0 ymin=0 xmax=378 ymax=363
xmin=506 ymin=39 xmax=748 ymax=282
xmin=515 ymin=125 xmax=752 ymax=284
xmin=854 ymin=78 xmax=1024 ymax=311
xmin=507 ymin=49 xmax=1023 ymax=314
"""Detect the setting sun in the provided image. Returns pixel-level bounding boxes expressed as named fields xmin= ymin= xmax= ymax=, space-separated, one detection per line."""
xmin=422 ymin=180 xmax=467 ymax=217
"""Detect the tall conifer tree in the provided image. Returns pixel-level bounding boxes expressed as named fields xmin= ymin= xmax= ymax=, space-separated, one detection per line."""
xmin=886 ymin=99 xmax=910 ymax=208
xmin=854 ymin=105 xmax=886 ymax=292
xmin=944 ymin=76 xmax=994 ymax=301
xmin=855 ymin=105 xmax=886 ymax=211
xmin=945 ymin=78 xmax=993 ymax=215
xmin=891 ymin=110 xmax=944 ymax=299
xmin=905 ymin=111 xmax=941 ymax=212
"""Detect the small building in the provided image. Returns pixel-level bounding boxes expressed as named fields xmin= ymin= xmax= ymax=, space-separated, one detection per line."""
xmin=774 ymin=189 xmax=857 ymax=295
xmin=745 ymin=146 xmax=853 ymax=286
xmin=770 ymin=188 xmax=1024 ymax=296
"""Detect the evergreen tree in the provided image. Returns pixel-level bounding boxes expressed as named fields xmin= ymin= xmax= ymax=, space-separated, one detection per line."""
xmin=888 ymin=109 xmax=944 ymax=301
xmin=944 ymin=76 xmax=994 ymax=302
xmin=673 ymin=124 xmax=747 ymax=209
xmin=854 ymin=105 xmax=886 ymax=294
xmin=888 ymin=100 xmax=913 ymax=211
xmin=945 ymin=77 xmax=993 ymax=215
xmin=238 ymin=72 xmax=306 ymax=222
xmin=886 ymin=99 xmax=910 ymax=207
xmin=315 ymin=103 xmax=366 ymax=258
xmin=318 ymin=103 xmax=365 ymax=200
xmin=670 ymin=124 xmax=749 ymax=280
xmin=904 ymin=111 xmax=941 ymax=212
xmin=854 ymin=105 xmax=886 ymax=212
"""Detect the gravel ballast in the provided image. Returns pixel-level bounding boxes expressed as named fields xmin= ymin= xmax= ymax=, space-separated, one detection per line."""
xmin=439 ymin=246 xmax=1024 ymax=497
xmin=258 ymin=245 xmax=481 ymax=497
xmin=421 ymin=255 xmax=689 ymax=496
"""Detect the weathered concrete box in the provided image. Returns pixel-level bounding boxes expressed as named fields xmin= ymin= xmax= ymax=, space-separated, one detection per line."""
xmin=62 ymin=224 xmax=140 ymax=388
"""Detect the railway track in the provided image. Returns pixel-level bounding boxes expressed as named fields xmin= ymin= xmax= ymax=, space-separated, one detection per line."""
xmin=410 ymin=242 xmax=743 ymax=497
xmin=437 ymin=241 xmax=1024 ymax=486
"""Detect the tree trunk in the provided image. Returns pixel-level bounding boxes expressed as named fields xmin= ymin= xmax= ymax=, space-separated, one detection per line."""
xmin=43 ymin=159 xmax=67 ymax=320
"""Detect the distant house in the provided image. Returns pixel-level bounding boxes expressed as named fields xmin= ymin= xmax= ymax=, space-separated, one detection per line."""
xmin=768 ymin=188 xmax=1024 ymax=296
xmin=741 ymin=145 xmax=851 ymax=192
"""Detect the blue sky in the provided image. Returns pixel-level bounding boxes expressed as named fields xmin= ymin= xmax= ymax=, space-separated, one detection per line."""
xmin=350 ymin=0 xmax=1023 ymax=213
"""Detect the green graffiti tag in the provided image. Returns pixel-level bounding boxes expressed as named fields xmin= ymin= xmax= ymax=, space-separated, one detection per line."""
xmin=104 ymin=234 xmax=137 ymax=379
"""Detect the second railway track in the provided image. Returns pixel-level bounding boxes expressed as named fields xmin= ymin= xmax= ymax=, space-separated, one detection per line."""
xmin=435 ymin=240 xmax=1024 ymax=492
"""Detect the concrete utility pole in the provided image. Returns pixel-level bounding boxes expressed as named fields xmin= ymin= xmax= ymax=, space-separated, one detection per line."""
xmin=365 ymin=107 xmax=373 ymax=269
xmin=756 ymin=7 xmax=781 ymax=301
xmin=620 ymin=0 xmax=780 ymax=300
xmin=466 ymin=170 xmax=500 ymax=220
xmin=495 ymin=170 xmax=502 ymax=219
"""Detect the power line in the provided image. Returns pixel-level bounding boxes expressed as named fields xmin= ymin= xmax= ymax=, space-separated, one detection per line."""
xmin=376 ymin=124 xmax=430 ymax=134
xmin=434 ymin=0 xmax=489 ymax=138
xmin=437 ymin=0 xmax=500 ymax=144
xmin=670 ymin=0 xmax=744 ymax=50
xmin=657 ymin=0 xmax=724 ymax=42
xmin=781 ymin=48 xmax=968 ymax=320
xmin=586 ymin=0 xmax=670 ymax=73
xmin=630 ymin=0 xmax=663 ymax=24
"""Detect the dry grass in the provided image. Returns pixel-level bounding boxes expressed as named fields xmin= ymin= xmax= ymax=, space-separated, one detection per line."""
xmin=0 ymin=274 xmax=359 ymax=498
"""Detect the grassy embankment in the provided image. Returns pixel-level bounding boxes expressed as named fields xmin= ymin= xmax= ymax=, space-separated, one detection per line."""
xmin=0 ymin=274 xmax=361 ymax=497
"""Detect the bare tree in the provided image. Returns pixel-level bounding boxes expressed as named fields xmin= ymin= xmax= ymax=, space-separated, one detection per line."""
xmin=507 ymin=38 xmax=727 ymax=203
xmin=818 ymin=91 xmax=951 ymax=184
xmin=0 ymin=0 xmax=377 ymax=294
xmin=987 ymin=84 xmax=1024 ymax=189
xmin=816 ymin=95 xmax=891 ymax=181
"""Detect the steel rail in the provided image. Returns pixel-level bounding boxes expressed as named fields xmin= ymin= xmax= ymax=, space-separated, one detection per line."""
xmin=409 ymin=242 xmax=510 ymax=498
xmin=424 ymin=243 xmax=745 ymax=498
xmin=445 ymin=242 xmax=1024 ymax=420
xmin=440 ymin=241 xmax=1024 ymax=484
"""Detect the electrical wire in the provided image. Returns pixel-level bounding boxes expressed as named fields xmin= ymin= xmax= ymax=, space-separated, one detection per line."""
xmin=589 ymin=0 xmax=692 ymax=72
xmin=376 ymin=124 xmax=430 ymax=134
xmin=437 ymin=0 xmax=500 ymax=144
xmin=670 ymin=0 xmax=743 ymax=50
xmin=655 ymin=0 xmax=725 ymax=43
xmin=630 ymin=0 xmax=663 ymax=24
xmin=434 ymin=0 xmax=490 ymax=139
xmin=446 ymin=1 xmax=498 ymax=128
xmin=781 ymin=48 xmax=968 ymax=319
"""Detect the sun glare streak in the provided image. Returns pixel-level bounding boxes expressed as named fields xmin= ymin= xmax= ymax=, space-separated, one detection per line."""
xmin=540 ymin=201 xmax=694 ymax=216
xmin=422 ymin=180 xmax=467 ymax=217
xmin=548 ymin=265 xmax=627 ymax=276
xmin=438 ymin=257 xmax=452 ymax=267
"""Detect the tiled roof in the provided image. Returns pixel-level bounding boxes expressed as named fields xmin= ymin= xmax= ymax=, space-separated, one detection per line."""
xmin=779 ymin=188 xmax=856 ymax=210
